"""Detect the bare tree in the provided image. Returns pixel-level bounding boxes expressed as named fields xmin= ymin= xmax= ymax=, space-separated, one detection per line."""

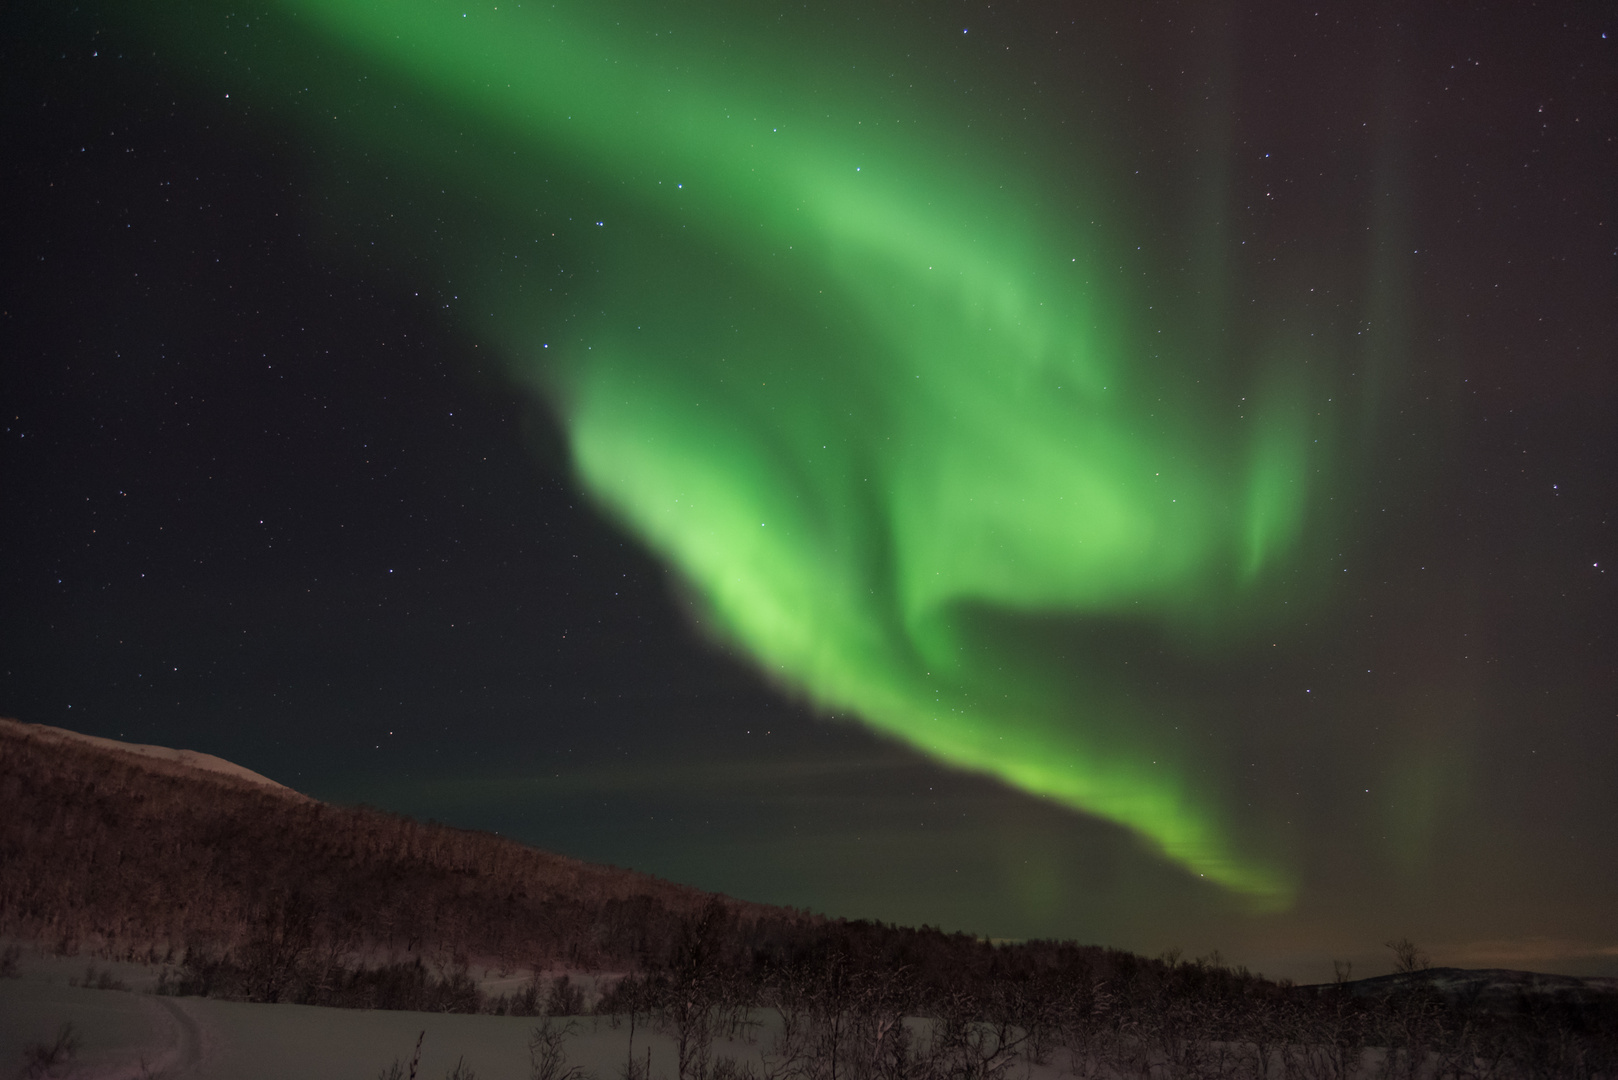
xmin=1384 ymin=939 xmax=1431 ymax=976
xmin=661 ymin=900 xmax=730 ymax=1080
xmin=761 ymin=961 xmax=816 ymax=1080
xmin=1291 ymin=995 xmax=1366 ymax=1080
xmin=849 ymin=964 xmax=917 ymax=1080
xmin=531 ymin=1017 xmax=593 ymax=1080
xmin=924 ymin=985 xmax=1029 ymax=1080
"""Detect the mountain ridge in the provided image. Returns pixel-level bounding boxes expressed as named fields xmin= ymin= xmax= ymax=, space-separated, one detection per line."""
xmin=5 ymin=717 xmax=1614 ymax=1012
xmin=0 ymin=717 xmax=304 ymax=799
xmin=0 ymin=715 xmax=811 ymax=975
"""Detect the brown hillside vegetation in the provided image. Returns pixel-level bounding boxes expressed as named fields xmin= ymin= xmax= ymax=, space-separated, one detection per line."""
xmin=8 ymin=718 xmax=305 ymax=795
xmin=4 ymin=717 xmax=1617 ymax=1077
xmin=0 ymin=716 xmax=801 ymax=970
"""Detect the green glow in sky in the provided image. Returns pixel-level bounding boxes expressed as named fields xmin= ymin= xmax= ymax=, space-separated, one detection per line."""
xmin=147 ymin=0 xmax=1325 ymax=904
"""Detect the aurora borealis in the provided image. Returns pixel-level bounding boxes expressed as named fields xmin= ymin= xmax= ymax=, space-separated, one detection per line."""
xmin=129 ymin=0 xmax=1334 ymax=901
xmin=5 ymin=0 xmax=1616 ymax=978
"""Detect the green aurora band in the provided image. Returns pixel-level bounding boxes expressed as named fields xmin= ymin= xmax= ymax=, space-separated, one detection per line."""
xmin=135 ymin=0 xmax=1339 ymax=905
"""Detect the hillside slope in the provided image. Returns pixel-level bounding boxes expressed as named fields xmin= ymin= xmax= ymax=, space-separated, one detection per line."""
xmin=0 ymin=716 xmax=805 ymax=971
xmin=8 ymin=719 xmax=303 ymax=797
xmin=5 ymin=718 xmax=1617 ymax=1077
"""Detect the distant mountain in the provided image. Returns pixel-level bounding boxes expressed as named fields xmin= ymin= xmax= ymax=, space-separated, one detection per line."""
xmin=1334 ymin=967 xmax=1618 ymax=1013
xmin=0 ymin=716 xmax=809 ymax=971
xmin=4 ymin=718 xmax=303 ymax=797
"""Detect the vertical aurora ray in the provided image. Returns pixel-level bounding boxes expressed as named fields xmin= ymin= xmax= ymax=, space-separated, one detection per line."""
xmin=129 ymin=0 xmax=1339 ymax=904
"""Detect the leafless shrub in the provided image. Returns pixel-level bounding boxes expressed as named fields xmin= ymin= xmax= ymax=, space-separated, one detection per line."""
xmin=761 ymin=970 xmax=815 ymax=1080
xmin=547 ymin=975 xmax=588 ymax=1017
xmin=1375 ymin=984 xmax=1447 ymax=1080
xmin=0 ymin=944 xmax=21 ymax=977
xmin=20 ymin=1022 xmax=78 ymax=1079
xmin=69 ymin=962 xmax=129 ymax=990
xmin=378 ymin=1029 xmax=425 ymax=1080
xmin=923 ymin=986 xmax=1029 ymax=1080
xmin=489 ymin=972 xmax=546 ymax=1016
xmin=444 ymin=1057 xmax=477 ymax=1080
xmin=428 ymin=958 xmax=482 ymax=1014
xmin=711 ymin=1057 xmax=760 ymax=1080
xmin=1239 ymin=996 xmax=1292 ymax=1080
xmin=531 ymin=1017 xmax=594 ymax=1080
xmin=620 ymin=1046 xmax=653 ymax=1080
xmin=1286 ymin=994 xmax=1367 ymax=1080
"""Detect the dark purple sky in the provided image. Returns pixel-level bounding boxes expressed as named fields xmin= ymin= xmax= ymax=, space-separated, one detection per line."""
xmin=3 ymin=0 xmax=1615 ymax=982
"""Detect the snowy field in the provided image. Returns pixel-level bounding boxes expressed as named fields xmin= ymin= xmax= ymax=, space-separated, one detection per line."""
xmin=0 ymin=948 xmax=707 ymax=1080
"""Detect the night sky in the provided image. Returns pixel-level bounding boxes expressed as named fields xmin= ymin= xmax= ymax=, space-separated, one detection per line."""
xmin=4 ymin=0 xmax=1615 ymax=982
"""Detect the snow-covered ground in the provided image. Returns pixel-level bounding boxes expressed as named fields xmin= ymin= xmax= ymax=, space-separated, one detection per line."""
xmin=0 ymin=948 xmax=690 ymax=1080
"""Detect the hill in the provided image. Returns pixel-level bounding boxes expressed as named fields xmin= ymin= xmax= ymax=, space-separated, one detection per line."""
xmin=0 ymin=716 xmax=803 ymax=976
xmin=8 ymin=719 xmax=305 ymax=796
xmin=4 ymin=717 xmax=1616 ymax=1079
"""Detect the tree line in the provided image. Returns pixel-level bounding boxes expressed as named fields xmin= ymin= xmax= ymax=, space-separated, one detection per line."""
xmin=4 ymin=720 xmax=1615 ymax=1077
xmin=0 ymin=718 xmax=797 ymax=969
